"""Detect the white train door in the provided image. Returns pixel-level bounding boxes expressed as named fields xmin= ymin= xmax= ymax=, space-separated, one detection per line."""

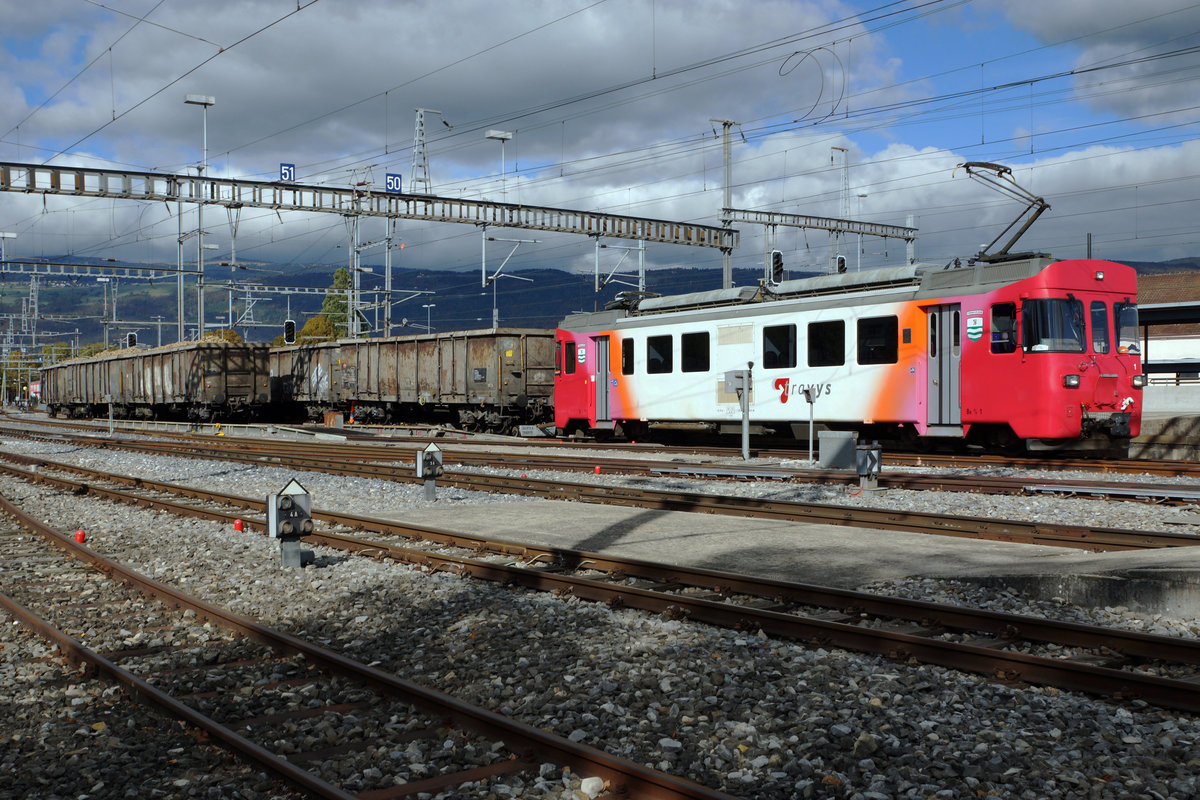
xmin=926 ymin=304 xmax=962 ymax=432
xmin=592 ymin=334 xmax=611 ymax=425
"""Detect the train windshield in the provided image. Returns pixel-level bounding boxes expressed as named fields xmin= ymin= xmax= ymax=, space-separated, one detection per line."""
xmin=1022 ymin=298 xmax=1085 ymax=353
xmin=1114 ymin=302 xmax=1140 ymax=354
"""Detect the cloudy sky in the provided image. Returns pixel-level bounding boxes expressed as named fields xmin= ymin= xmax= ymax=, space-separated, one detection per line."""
xmin=2 ymin=0 xmax=1199 ymax=288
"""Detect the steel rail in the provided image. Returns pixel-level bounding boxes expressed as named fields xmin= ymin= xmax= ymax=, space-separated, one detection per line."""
xmin=7 ymin=420 xmax=1200 ymax=505
xmin=0 ymin=488 xmax=740 ymax=800
xmin=4 ymin=460 xmax=1200 ymax=714
xmin=7 ymin=416 xmax=1200 ymax=477
xmin=0 ymin=593 xmax=364 ymax=800
xmin=8 ymin=452 xmax=1200 ymax=663
xmin=3 ymin=434 xmax=1196 ymax=552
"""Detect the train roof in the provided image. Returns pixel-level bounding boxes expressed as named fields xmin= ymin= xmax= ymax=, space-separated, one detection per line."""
xmin=562 ymin=255 xmax=1062 ymax=329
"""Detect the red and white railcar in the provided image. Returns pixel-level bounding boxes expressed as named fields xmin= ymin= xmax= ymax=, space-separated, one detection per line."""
xmin=554 ymin=256 xmax=1143 ymax=450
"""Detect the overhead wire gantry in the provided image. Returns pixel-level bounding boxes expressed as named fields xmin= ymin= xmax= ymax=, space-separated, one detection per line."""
xmin=0 ymin=160 xmax=738 ymax=344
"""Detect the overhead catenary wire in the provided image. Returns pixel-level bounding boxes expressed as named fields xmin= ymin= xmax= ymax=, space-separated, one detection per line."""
xmin=34 ymin=1 xmax=326 ymax=165
xmin=4 ymin=1 xmax=1200 ymax=279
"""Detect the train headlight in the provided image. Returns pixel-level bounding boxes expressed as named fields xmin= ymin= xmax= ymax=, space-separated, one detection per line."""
xmin=1063 ymin=374 xmax=1081 ymax=388
xmin=1132 ymin=374 xmax=1147 ymax=388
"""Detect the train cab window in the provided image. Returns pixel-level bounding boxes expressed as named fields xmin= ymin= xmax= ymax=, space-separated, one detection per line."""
xmin=990 ymin=303 xmax=1017 ymax=354
xmin=807 ymin=321 xmax=845 ymax=367
xmin=681 ymin=332 xmax=710 ymax=373
xmin=555 ymin=341 xmax=561 ymax=375
xmin=647 ymin=335 xmax=673 ymax=374
xmin=1090 ymin=301 xmax=1111 ymax=354
xmin=1022 ymin=298 xmax=1085 ymax=353
xmin=1115 ymin=302 xmax=1140 ymax=354
xmin=763 ymin=324 xmax=796 ymax=369
xmin=621 ymin=338 xmax=634 ymax=375
xmin=857 ymin=315 xmax=898 ymax=365
xmin=565 ymin=343 xmax=577 ymax=375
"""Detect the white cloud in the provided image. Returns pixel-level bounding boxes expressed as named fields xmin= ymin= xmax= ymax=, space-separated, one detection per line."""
xmin=1 ymin=0 xmax=1198 ymax=276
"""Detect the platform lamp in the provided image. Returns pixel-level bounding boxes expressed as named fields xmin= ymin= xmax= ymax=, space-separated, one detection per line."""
xmin=422 ymin=302 xmax=435 ymax=332
xmin=185 ymin=93 xmax=215 ymax=339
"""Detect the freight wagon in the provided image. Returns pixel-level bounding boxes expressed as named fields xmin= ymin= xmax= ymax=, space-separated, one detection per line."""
xmin=271 ymin=328 xmax=555 ymax=432
xmin=42 ymin=340 xmax=272 ymax=421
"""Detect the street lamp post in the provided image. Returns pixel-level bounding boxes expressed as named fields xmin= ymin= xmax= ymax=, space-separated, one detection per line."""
xmin=856 ymin=193 xmax=868 ymax=271
xmin=185 ymin=93 xmax=215 ymax=339
xmin=422 ymin=303 xmax=435 ymax=332
xmin=485 ymin=130 xmax=513 ymax=201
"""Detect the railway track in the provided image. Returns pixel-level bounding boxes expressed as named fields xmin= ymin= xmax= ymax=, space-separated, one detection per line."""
xmin=2 ymin=457 xmax=1200 ymax=714
xmin=1 ymin=433 xmax=1196 ymax=552
xmin=13 ymin=413 xmax=1200 ymax=479
xmin=0 ymin=491 xmax=738 ymax=800
xmin=6 ymin=418 xmax=1200 ymax=504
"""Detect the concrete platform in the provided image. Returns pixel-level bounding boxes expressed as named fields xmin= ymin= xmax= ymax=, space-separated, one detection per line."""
xmin=394 ymin=498 xmax=1200 ymax=616
xmin=1131 ymin=412 xmax=1200 ymax=460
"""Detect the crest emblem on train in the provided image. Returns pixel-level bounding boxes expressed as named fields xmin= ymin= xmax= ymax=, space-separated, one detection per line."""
xmin=966 ymin=313 xmax=984 ymax=342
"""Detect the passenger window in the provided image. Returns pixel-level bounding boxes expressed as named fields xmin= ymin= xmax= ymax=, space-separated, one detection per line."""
xmin=763 ymin=324 xmax=796 ymax=369
xmin=681 ymin=332 xmax=710 ymax=373
xmin=565 ymin=343 xmax=577 ymax=375
xmin=1114 ymin=302 xmax=1140 ymax=354
xmin=990 ymin=303 xmax=1017 ymax=354
xmin=621 ymin=338 xmax=634 ymax=375
xmin=807 ymin=321 xmax=845 ymax=367
xmin=1022 ymin=298 xmax=1085 ymax=353
xmin=1090 ymin=301 xmax=1110 ymax=354
xmin=857 ymin=315 xmax=898 ymax=365
xmin=647 ymin=335 xmax=673 ymax=374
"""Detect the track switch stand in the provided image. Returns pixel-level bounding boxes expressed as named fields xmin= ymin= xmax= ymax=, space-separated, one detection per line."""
xmin=267 ymin=478 xmax=315 ymax=567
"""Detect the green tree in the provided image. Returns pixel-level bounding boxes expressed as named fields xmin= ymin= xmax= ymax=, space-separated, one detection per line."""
xmin=41 ymin=342 xmax=73 ymax=365
xmin=299 ymin=314 xmax=338 ymax=342
xmin=206 ymin=328 xmax=243 ymax=344
xmin=321 ymin=267 xmax=350 ymax=336
xmin=2 ymin=350 xmax=36 ymax=405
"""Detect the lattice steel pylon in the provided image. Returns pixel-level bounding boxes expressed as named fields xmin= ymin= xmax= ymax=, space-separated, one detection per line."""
xmin=411 ymin=108 xmax=451 ymax=195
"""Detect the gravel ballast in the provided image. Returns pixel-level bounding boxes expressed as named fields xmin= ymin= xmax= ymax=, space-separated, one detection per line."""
xmin=1 ymin=434 xmax=1199 ymax=799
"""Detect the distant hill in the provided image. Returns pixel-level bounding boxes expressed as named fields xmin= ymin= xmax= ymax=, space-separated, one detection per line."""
xmin=6 ymin=254 xmax=1197 ymax=347
xmin=6 ymin=258 xmax=783 ymax=345
xmin=1125 ymin=258 xmax=1200 ymax=274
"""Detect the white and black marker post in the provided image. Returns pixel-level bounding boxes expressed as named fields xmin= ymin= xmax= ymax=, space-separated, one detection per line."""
xmin=416 ymin=442 xmax=444 ymax=501
xmin=856 ymin=441 xmax=882 ymax=493
xmin=266 ymin=478 xmax=315 ymax=568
